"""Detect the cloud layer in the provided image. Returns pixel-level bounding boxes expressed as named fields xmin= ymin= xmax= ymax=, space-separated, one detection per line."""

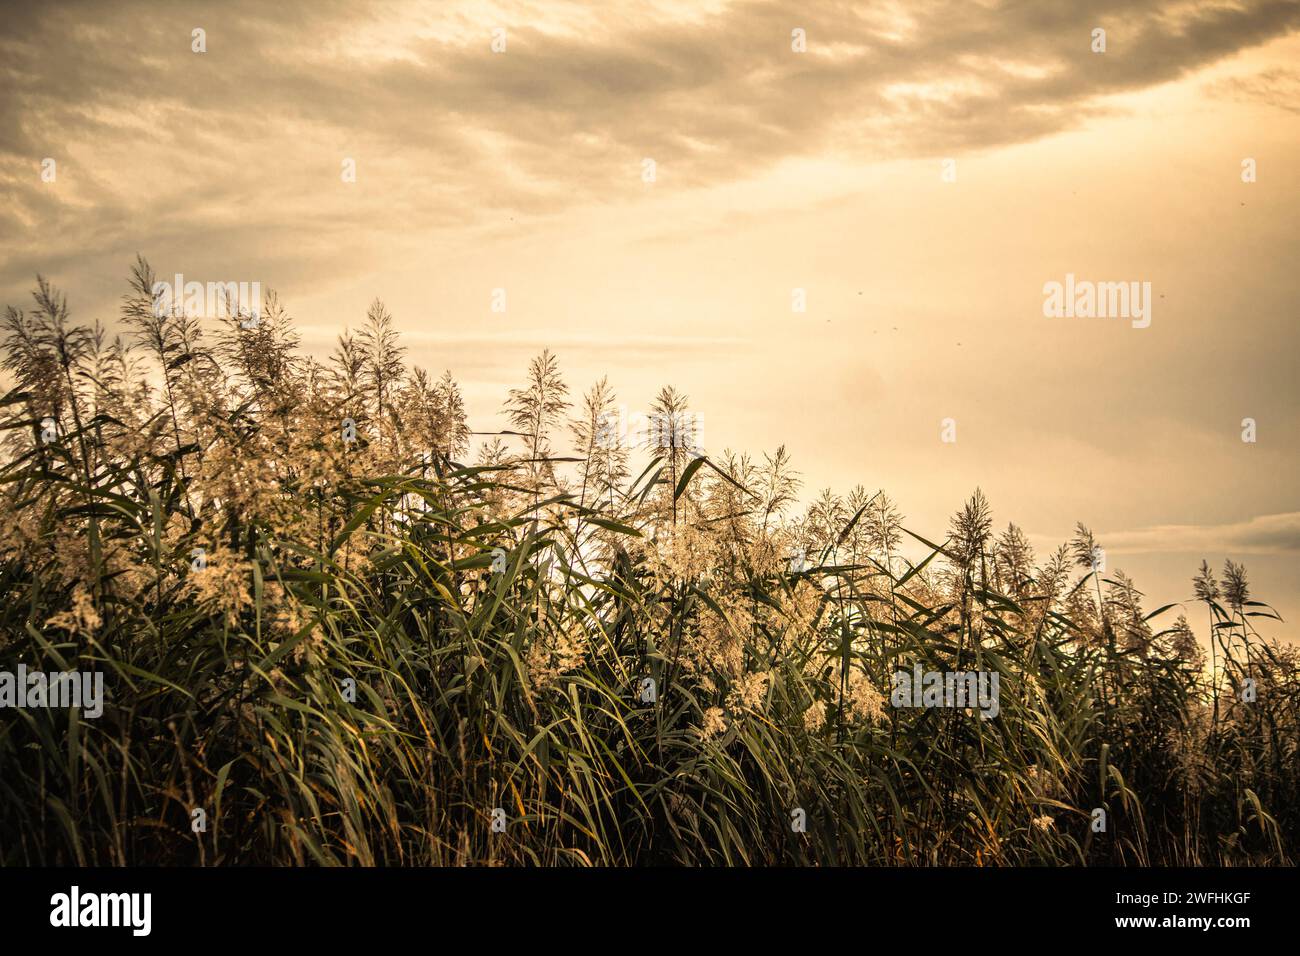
xmin=4 ymin=0 xmax=1300 ymax=285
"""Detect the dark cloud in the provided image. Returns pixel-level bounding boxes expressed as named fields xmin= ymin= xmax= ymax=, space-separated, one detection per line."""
xmin=1 ymin=0 xmax=1297 ymax=300
xmin=1105 ymin=512 xmax=1300 ymax=554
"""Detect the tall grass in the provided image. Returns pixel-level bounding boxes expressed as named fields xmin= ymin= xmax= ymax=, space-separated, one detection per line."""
xmin=0 ymin=263 xmax=1295 ymax=866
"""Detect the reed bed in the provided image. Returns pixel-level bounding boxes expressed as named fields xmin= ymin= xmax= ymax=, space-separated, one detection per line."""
xmin=0 ymin=262 xmax=1294 ymax=866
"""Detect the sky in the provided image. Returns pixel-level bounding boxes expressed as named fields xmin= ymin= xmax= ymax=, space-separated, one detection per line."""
xmin=1 ymin=0 xmax=1298 ymax=640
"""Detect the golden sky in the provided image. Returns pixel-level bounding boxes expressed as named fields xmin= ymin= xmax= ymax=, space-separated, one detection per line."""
xmin=2 ymin=0 xmax=1298 ymax=636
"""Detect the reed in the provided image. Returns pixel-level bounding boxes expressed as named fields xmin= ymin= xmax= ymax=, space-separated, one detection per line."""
xmin=0 ymin=264 xmax=1293 ymax=866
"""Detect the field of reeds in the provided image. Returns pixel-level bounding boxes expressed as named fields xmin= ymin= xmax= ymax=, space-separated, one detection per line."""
xmin=0 ymin=259 xmax=1295 ymax=867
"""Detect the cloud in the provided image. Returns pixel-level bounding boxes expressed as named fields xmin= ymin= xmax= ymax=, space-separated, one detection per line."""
xmin=1101 ymin=512 xmax=1300 ymax=555
xmin=3 ymin=0 xmax=1299 ymax=296
xmin=1203 ymin=65 xmax=1300 ymax=113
